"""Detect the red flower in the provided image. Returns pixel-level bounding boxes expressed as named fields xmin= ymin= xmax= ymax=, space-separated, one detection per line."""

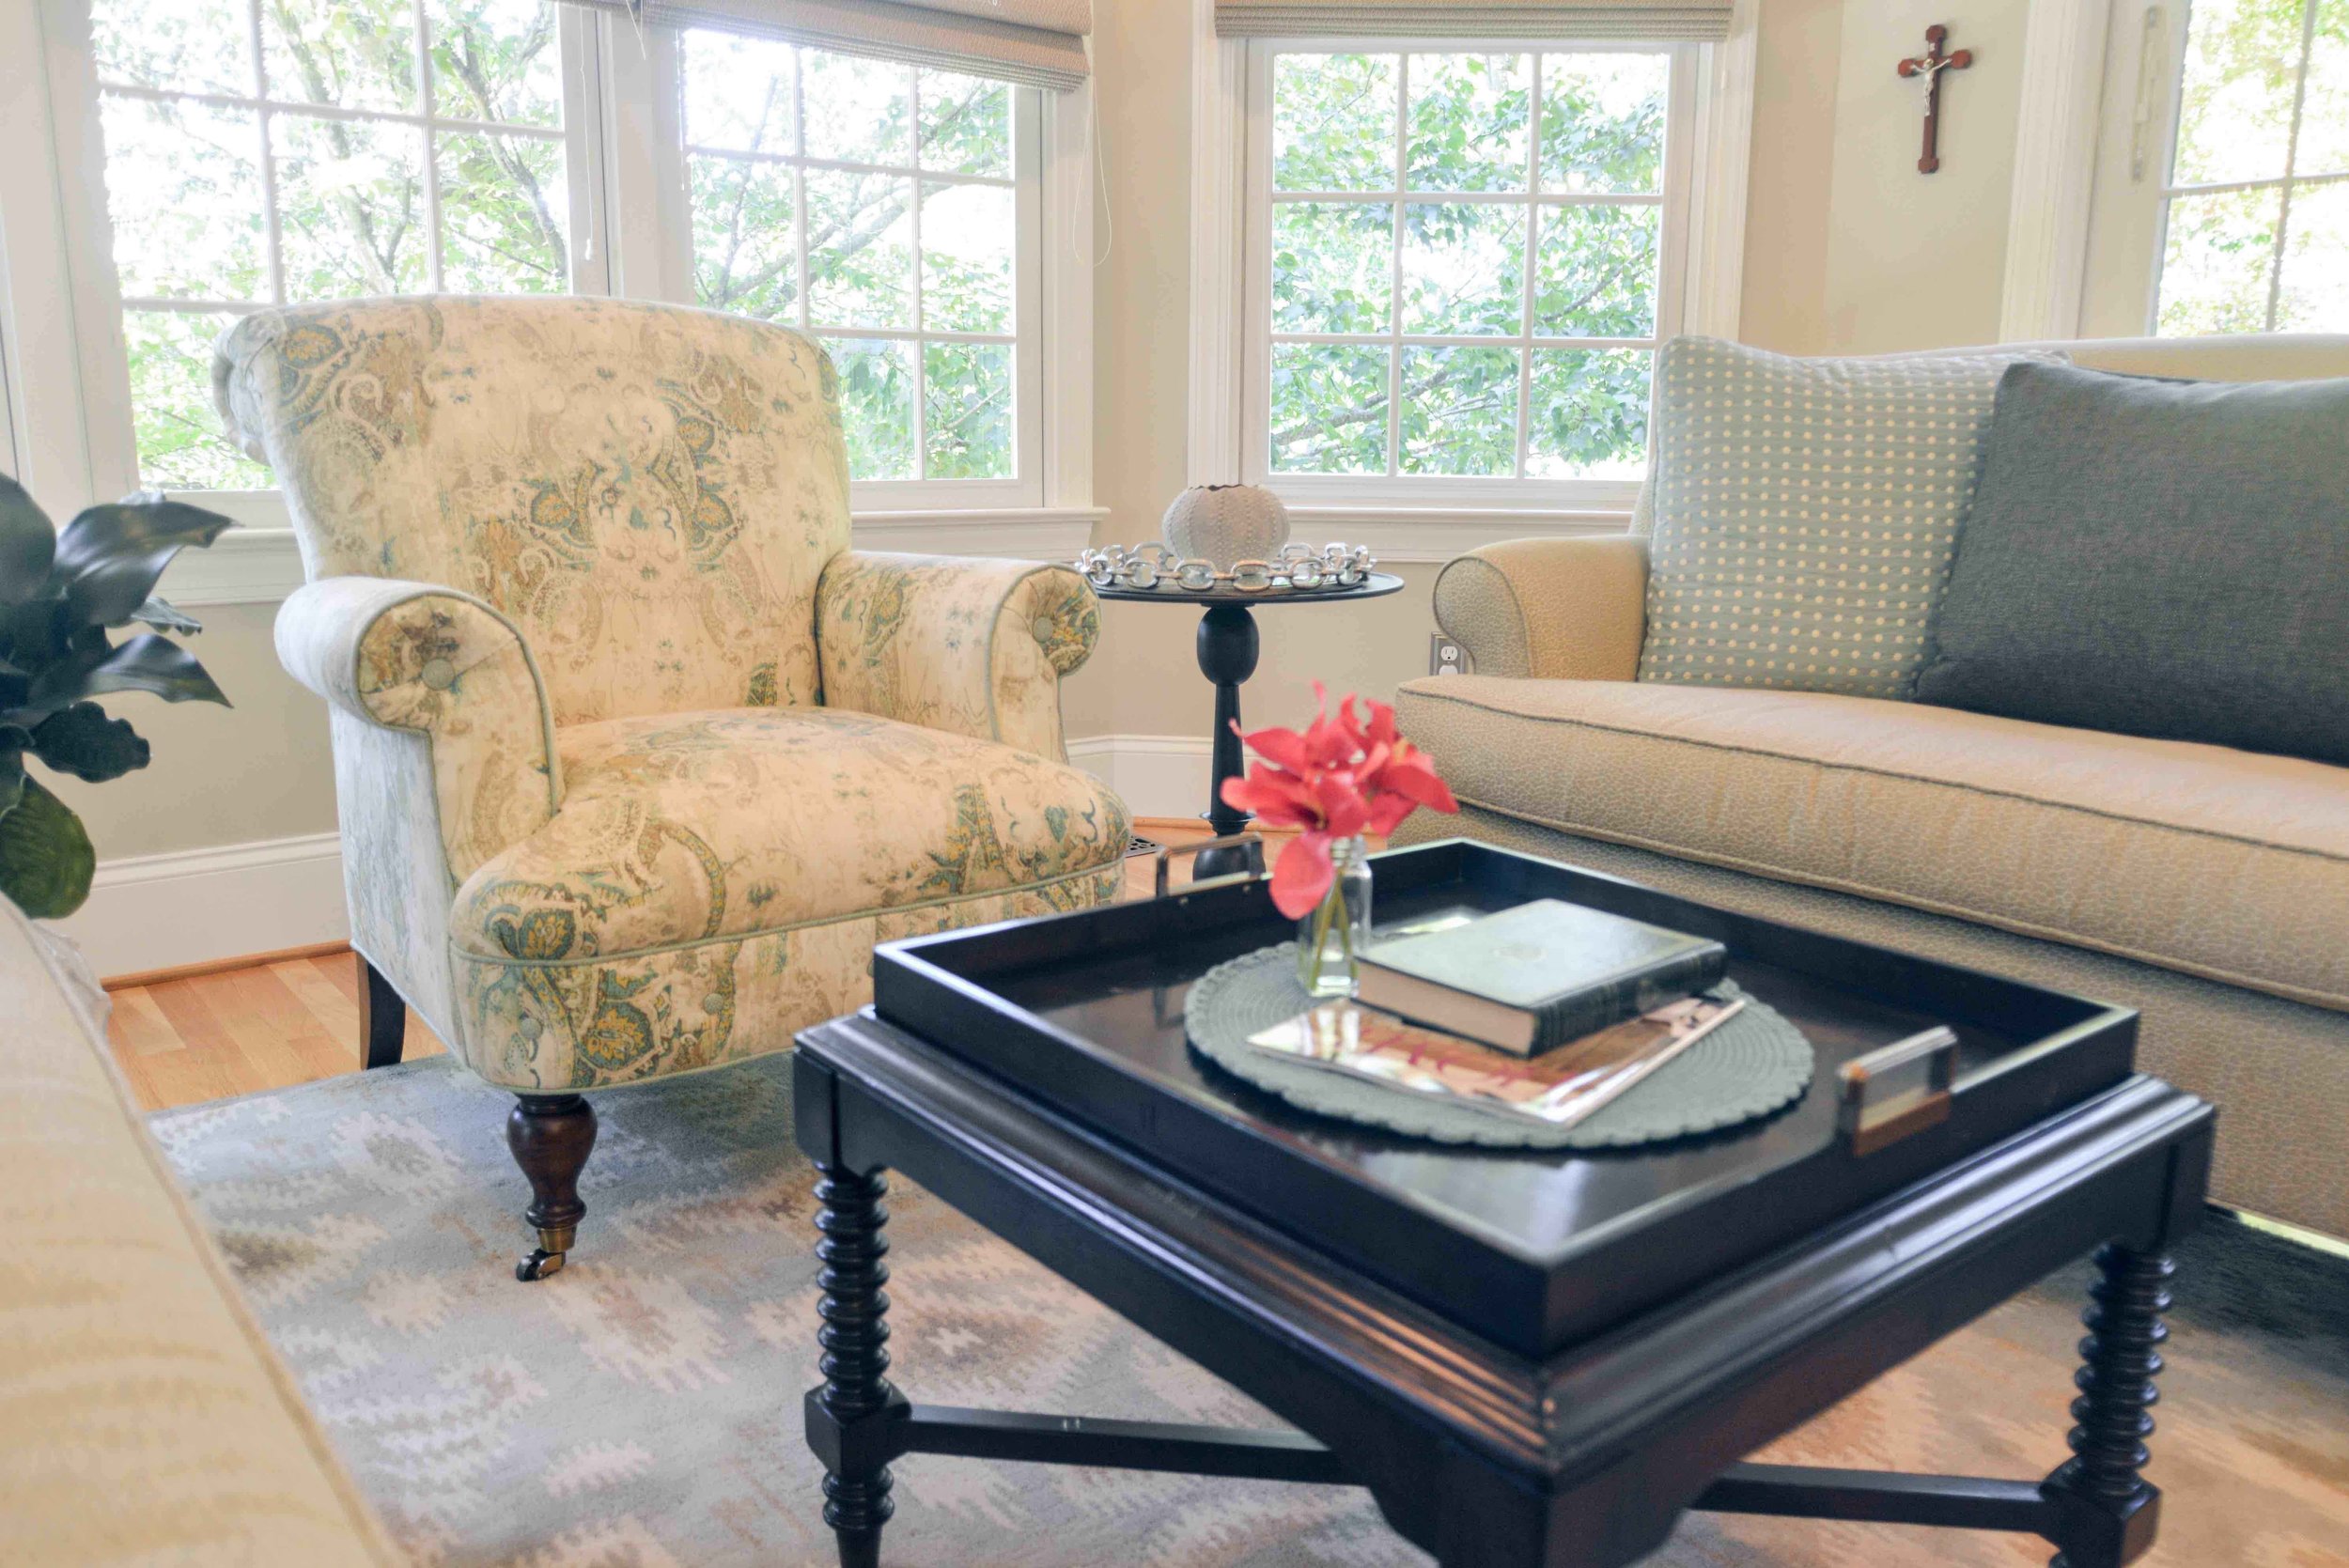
xmin=1219 ymin=683 xmax=1458 ymax=918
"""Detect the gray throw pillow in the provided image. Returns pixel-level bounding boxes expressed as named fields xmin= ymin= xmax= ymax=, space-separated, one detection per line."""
xmin=1916 ymin=361 xmax=2349 ymax=766
xmin=1637 ymin=336 xmax=2061 ymax=701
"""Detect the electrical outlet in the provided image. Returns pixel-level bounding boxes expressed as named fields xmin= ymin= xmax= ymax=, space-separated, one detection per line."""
xmin=1429 ymin=633 xmax=1468 ymax=677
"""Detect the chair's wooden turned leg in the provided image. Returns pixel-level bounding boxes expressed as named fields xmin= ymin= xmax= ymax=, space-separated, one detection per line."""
xmin=507 ymin=1094 xmax=598 ymax=1282
xmin=359 ymin=956 xmax=406 ymax=1070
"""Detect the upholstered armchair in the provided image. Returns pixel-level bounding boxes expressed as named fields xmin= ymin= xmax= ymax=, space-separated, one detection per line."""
xmin=215 ymin=297 xmax=1128 ymax=1280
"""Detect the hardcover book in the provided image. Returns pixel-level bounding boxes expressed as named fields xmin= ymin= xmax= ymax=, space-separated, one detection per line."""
xmin=1355 ymin=899 xmax=1727 ymax=1055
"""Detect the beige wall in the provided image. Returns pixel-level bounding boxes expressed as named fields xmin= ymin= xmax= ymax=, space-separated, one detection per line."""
xmin=1738 ymin=0 xmax=1843 ymax=352
xmin=1816 ymin=0 xmax=2030 ymax=352
xmin=51 ymin=601 xmax=339 ymax=861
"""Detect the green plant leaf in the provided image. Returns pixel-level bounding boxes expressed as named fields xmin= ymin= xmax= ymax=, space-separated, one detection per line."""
xmin=26 ymin=632 xmax=231 ymax=715
xmin=30 ymin=702 xmax=151 ymax=783
xmin=0 ymin=474 xmax=58 ymax=608
xmin=129 ymin=597 xmax=204 ymax=635
xmin=5 ymin=597 xmax=73 ymax=668
xmin=54 ymin=497 xmax=235 ymax=629
xmin=0 ymin=732 xmax=25 ymax=817
xmin=0 ymin=774 xmax=95 ymax=919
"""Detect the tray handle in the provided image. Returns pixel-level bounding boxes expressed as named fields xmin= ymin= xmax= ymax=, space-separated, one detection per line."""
xmin=1152 ymin=833 xmax=1268 ymax=898
xmin=1838 ymin=1025 xmax=1959 ymax=1157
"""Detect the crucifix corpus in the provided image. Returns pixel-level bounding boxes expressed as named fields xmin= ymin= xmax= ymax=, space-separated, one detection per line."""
xmin=1896 ymin=24 xmax=1973 ymax=174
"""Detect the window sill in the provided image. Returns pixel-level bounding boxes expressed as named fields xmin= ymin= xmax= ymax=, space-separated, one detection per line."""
xmin=155 ymin=506 xmax=1108 ymax=606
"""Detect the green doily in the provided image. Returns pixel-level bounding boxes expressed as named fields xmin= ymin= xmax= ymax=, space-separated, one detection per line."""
xmin=1183 ymin=943 xmax=1814 ymax=1150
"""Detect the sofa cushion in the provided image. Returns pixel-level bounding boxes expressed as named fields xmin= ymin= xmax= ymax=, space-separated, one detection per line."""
xmin=452 ymin=706 xmax=1128 ymax=964
xmin=1394 ymin=675 xmax=2349 ymax=1011
xmin=1916 ymin=361 xmax=2349 ymax=766
xmin=1636 ymin=335 xmax=2060 ymax=701
xmin=0 ymin=904 xmax=397 ymax=1565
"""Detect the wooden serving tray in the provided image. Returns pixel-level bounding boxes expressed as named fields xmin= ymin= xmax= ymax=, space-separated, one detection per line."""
xmin=866 ymin=839 xmax=2138 ymax=1356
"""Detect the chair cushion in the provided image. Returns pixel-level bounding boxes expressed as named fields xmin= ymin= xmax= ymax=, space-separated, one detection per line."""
xmin=1394 ymin=675 xmax=2349 ymax=1011
xmin=451 ymin=707 xmax=1128 ymax=963
xmin=1635 ymin=335 xmax=2060 ymax=701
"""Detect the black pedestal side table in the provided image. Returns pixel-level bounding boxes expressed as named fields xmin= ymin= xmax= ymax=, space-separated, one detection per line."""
xmin=1094 ymin=572 xmax=1406 ymax=877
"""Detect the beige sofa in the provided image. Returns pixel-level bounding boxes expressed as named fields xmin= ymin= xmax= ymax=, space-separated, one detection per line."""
xmin=1393 ymin=334 xmax=2349 ymax=1242
xmin=0 ymin=900 xmax=398 ymax=1565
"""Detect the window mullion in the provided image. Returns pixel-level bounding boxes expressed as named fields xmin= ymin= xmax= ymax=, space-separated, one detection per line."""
xmin=414 ymin=0 xmax=444 ymax=291
xmin=1387 ymin=53 xmax=1407 ymax=478
xmin=2265 ymin=0 xmax=2323 ymax=331
xmin=794 ymin=48 xmax=811 ymax=331
xmin=1517 ymin=53 xmax=1542 ymax=480
xmin=247 ymin=0 xmax=287 ymax=303
xmin=911 ymin=70 xmax=927 ymax=479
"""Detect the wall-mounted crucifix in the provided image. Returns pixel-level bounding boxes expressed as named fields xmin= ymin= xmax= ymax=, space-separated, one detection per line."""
xmin=1895 ymin=24 xmax=1973 ymax=174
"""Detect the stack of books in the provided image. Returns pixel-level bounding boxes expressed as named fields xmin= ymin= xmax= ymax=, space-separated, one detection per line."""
xmin=1250 ymin=899 xmax=1744 ymax=1131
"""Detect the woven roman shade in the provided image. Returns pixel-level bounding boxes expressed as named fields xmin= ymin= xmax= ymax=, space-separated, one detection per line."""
xmin=561 ymin=0 xmax=1093 ymax=90
xmin=1215 ymin=1 xmax=1732 ymax=41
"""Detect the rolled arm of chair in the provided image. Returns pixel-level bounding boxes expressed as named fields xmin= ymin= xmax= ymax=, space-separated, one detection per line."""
xmin=276 ymin=576 xmax=562 ymax=884
xmin=816 ymin=551 xmax=1099 ymax=760
xmin=1431 ymin=535 xmax=1650 ymax=682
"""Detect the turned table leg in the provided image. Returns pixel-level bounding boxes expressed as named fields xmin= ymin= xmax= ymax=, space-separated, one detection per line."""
xmin=2042 ymin=1243 xmax=2173 ymax=1568
xmin=1193 ymin=602 xmax=1260 ymax=880
xmin=812 ymin=1164 xmax=902 ymax=1568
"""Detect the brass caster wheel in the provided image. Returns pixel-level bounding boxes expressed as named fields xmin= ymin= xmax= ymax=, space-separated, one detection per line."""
xmin=516 ymin=1247 xmax=567 ymax=1281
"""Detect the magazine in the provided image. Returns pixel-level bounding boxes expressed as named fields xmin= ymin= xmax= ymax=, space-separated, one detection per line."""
xmin=1245 ymin=992 xmax=1747 ymax=1130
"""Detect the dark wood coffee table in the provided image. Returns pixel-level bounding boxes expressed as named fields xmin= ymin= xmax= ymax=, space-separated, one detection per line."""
xmin=794 ymin=840 xmax=2214 ymax=1568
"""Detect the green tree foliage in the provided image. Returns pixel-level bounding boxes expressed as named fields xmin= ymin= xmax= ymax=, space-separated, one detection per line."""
xmin=1268 ymin=51 xmax=1667 ymax=479
xmin=2156 ymin=0 xmax=2349 ymax=335
xmin=686 ymin=39 xmax=1018 ymax=482
xmin=96 ymin=0 xmax=568 ymax=489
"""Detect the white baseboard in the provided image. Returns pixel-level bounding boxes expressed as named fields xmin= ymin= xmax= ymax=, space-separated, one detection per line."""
xmin=57 ymin=831 xmax=349 ymax=980
xmin=1066 ymin=732 xmax=1218 ymax=821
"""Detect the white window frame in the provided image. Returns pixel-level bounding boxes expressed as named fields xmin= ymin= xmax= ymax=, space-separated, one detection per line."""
xmin=1237 ymin=38 xmax=1698 ymax=516
xmin=2005 ymin=0 xmax=2349 ymax=342
xmin=1187 ymin=0 xmax=1754 ymax=559
xmin=606 ymin=25 xmax=1049 ymax=514
xmin=41 ymin=0 xmax=616 ymax=534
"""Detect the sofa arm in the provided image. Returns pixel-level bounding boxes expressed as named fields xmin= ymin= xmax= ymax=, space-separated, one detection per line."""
xmin=276 ymin=577 xmax=562 ymax=884
xmin=817 ymin=551 xmax=1098 ymax=760
xmin=1431 ymin=535 xmax=1649 ymax=682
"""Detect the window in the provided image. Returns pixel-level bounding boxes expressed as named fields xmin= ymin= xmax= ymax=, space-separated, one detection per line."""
xmin=25 ymin=1 xmax=1084 ymax=537
xmin=1242 ymin=44 xmax=1693 ymax=500
xmin=2078 ymin=0 xmax=2349 ymax=337
xmin=78 ymin=0 xmax=606 ymax=489
xmin=2153 ymin=0 xmax=2347 ymax=333
xmin=659 ymin=32 xmax=1041 ymax=497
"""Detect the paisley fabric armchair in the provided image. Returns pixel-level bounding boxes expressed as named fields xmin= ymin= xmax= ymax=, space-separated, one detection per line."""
xmin=216 ymin=297 xmax=1128 ymax=1279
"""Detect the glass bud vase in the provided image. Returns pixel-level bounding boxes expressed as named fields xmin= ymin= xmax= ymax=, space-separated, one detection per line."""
xmin=1297 ymin=835 xmax=1373 ymax=998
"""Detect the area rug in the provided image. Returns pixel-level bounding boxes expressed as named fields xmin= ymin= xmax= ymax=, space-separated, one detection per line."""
xmin=152 ymin=1057 xmax=2349 ymax=1567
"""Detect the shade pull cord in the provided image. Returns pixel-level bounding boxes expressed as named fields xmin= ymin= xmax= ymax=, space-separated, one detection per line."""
xmin=1084 ymin=35 xmax=1112 ymax=269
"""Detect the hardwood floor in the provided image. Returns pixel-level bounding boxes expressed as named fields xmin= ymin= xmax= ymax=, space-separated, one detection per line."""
xmin=104 ymin=817 xmax=1285 ymax=1112
xmin=109 ymin=949 xmax=447 ymax=1112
